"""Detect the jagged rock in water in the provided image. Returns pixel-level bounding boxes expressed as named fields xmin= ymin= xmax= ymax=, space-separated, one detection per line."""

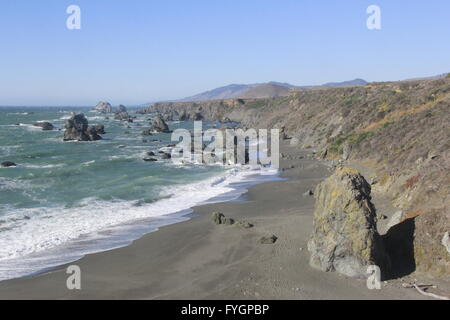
xmin=161 ymin=153 xmax=172 ymax=160
xmin=142 ymin=129 xmax=153 ymax=136
xmin=90 ymin=124 xmax=105 ymax=134
xmin=95 ymin=101 xmax=112 ymax=113
xmin=114 ymin=111 xmax=133 ymax=122
xmin=63 ymin=114 xmax=103 ymax=141
xmin=308 ymin=167 xmax=388 ymax=278
xmin=117 ymin=105 xmax=127 ymax=113
xmin=86 ymin=126 xmax=103 ymax=141
xmin=1 ymin=161 xmax=17 ymax=167
xmin=149 ymin=115 xmax=171 ymax=133
xmin=33 ymin=122 xmax=54 ymax=131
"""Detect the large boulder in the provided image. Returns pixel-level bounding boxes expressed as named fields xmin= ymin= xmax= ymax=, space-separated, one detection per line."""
xmin=63 ymin=114 xmax=103 ymax=141
xmin=308 ymin=167 xmax=388 ymax=278
xmin=149 ymin=115 xmax=171 ymax=133
xmin=33 ymin=122 xmax=54 ymax=131
xmin=95 ymin=101 xmax=112 ymax=113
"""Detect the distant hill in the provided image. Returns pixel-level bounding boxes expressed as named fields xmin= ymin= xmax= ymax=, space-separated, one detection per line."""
xmin=177 ymin=79 xmax=367 ymax=102
xmin=238 ymin=82 xmax=293 ymax=99
xmin=322 ymin=78 xmax=368 ymax=87
xmin=180 ymin=84 xmax=259 ymax=102
xmin=141 ymin=79 xmax=368 ymax=105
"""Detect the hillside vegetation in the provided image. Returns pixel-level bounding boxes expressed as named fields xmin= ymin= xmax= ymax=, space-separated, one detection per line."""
xmin=144 ymin=77 xmax=450 ymax=277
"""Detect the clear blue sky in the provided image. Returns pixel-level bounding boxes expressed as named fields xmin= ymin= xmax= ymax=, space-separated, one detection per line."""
xmin=1 ymin=0 xmax=449 ymax=106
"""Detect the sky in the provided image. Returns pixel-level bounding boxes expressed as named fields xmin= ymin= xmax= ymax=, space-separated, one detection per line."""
xmin=0 ymin=0 xmax=449 ymax=106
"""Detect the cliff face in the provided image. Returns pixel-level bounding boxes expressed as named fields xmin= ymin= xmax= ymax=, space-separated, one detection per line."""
xmin=141 ymin=77 xmax=450 ymax=277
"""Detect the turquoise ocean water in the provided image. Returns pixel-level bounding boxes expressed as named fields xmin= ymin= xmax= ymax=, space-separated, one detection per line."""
xmin=0 ymin=107 xmax=277 ymax=280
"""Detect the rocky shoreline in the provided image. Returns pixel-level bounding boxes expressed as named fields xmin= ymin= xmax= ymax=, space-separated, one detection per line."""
xmin=140 ymin=76 xmax=450 ymax=279
xmin=0 ymin=141 xmax=447 ymax=299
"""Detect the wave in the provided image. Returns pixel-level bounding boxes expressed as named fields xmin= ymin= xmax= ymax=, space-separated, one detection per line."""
xmin=0 ymin=167 xmax=278 ymax=280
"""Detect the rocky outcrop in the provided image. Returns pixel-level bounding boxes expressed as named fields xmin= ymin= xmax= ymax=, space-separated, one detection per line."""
xmin=1 ymin=161 xmax=17 ymax=167
xmin=95 ymin=101 xmax=112 ymax=113
xmin=63 ymin=114 xmax=104 ymax=141
xmin=308 ymin=167 xmax=388 ymax=278
xmin=117 ymin=105 xmax=127 ymax=113
xmin=33 ymin=122 xmax=54 ymax=131
xmin=148 ymin=115 xmax=171 ymax=133
xmin=114 ymin=111 xmax=133 ymax=122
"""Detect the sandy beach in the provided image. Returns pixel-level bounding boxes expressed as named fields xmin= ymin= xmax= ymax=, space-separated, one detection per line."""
xmin=0 ymin=142 xmax=443 ymax=300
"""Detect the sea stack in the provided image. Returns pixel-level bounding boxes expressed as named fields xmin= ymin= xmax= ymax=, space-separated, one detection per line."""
xmin=94 ymin=101 xmax=113 ymax=113
xmin=148 ymin=115 xmax=171 ymax=133
xmin=63 ymin=113 xmax=104 ymax=141
xmin=308 ymin=167 xmax=389 ymax=278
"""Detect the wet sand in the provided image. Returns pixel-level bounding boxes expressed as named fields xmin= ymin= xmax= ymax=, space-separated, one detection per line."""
xmin=0 ymin=143 xmax=433 ymax=299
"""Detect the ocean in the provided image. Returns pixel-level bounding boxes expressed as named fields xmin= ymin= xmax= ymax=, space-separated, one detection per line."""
xmin=0 ymin=107 xmax=278 ymax=280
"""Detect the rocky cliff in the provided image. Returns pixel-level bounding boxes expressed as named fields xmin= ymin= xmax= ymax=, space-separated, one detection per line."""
xmin=140 ymin=76 xmax=450 ymax=277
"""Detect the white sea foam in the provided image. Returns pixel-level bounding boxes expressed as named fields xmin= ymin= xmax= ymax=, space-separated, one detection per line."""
xmin=0 ymin=167 xmax=277 ymax=280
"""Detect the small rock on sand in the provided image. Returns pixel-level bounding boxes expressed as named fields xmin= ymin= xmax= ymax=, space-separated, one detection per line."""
xmin=259 ymin=235 xmax=278 ymax=244
xmin=236 ymin=220 xmax=254 ymax=229
xmin=211 ymin=212 xmax=235 ymax=225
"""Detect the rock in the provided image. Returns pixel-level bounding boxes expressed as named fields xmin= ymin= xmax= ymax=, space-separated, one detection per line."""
xmin=308 ymin=167 xmax=388 ymax=278
xmin=143 ymin=158 xmax=158 ymax=162
xmin=161 ymin=153 xmax=172 ymax=160
xmin=146 ymin=151 xmax=156 ymax=156
xmin=442 ymin=232 xmax=450 ymax=255
xmin=95 ymin=101 xmax=112 ymax=113
xmin=149 ymin=115 xmax=171 ymax=133
xmin=1 ymin=161 xmax=17 ymax=167
xmin=378 ymin=214 xmax=388 ymax=220
xmin=117 ymin=105 xmax=127 ymax=113
xmin=64 ymin=114 xmax=103 ymax=141
xmin=236 ymin=220 xmax=254 ymax=229
xmin=259 ymin=235 xmax=278 ymax=244
xmin=114 ymin=111 xmax=133 ymax=122
xmin=303 ymin=190 xmax=314 ymax=197
xmin=211 ymin=212 xmax=235 ymax=225
xmin=91 ymin=124 xmax=105 ymax=134
xmin=142 ymin=129 xmax=153 ymax=136
xmin=33 ymin=122 xmax=54 ymax=131
xmin=86 ymin=126 xmax=103 ymax=141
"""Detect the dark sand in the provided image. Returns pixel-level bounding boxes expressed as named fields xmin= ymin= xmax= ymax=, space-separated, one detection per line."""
xmin=0 ymin=143 xmax=440 ymax=299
